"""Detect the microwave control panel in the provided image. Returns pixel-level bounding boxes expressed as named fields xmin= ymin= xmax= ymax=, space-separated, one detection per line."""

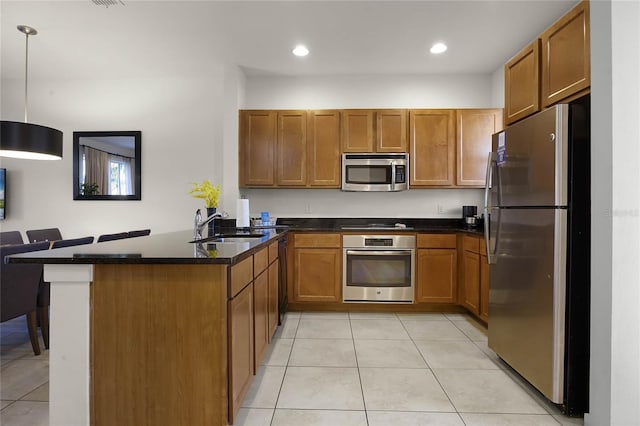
xmin=395 ymin=165 xmax=406 ymax=183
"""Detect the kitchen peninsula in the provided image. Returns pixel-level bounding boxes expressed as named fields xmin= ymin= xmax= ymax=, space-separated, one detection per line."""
xmin=10 ymin=229 xmax=287 ymax=426
xmin=9 ymin=220 xmax=486 ymax=426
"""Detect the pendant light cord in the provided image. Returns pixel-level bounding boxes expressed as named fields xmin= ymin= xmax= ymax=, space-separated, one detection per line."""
xmin=24 ymin=31 xmax=29 ymax=123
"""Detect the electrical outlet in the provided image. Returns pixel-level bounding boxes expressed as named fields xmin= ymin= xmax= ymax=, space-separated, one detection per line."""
xmin=437 ymin=204 xmax=445 ymax=214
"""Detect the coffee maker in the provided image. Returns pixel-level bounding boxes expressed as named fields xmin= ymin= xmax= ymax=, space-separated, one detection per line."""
xmin=462 ymin=205 xmax=478 ymax=228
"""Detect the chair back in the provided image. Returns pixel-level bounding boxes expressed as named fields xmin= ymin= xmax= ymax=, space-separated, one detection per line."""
xmin=51 ymin=236 xmax=95 ymax=249
xmin=97 ymin=232 xmax=129 ymax=243
xmin=0 ymin=231 xmax=24 ymax=246
xmin=26 ymin=228 xmax=63 ymax=243
xmin=1 ymin=242 xmax=50 ymax=322
xmin=128 ymin=229 xmax=151 ymax=238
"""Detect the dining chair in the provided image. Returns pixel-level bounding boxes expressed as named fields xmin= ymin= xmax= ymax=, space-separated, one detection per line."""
xmin=51 ymin=236 xmax=95 ymax=249
xmin=0 ymin=231 xmax=24 ymax=246
xmin=1 ymin=241 xmax=51 ymax=355
xmin=25 ymin=228 xmax=63 ymax=244
xmin=97 ymin=232 xmax=130 ymax=243
xmin=128 ymin=229 xmax=151 ymax=238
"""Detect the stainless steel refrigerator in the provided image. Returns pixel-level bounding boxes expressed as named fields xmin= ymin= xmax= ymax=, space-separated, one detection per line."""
xmin=484 ymin=95 xmax=590 ymax=415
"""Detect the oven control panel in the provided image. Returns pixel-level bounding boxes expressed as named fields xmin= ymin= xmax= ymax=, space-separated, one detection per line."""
xmin=364 ymin=238 xmax=393 ymax=247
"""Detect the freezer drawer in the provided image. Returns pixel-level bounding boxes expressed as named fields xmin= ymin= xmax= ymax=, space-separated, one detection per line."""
xmin=488 ymin=208 xmax=567 ymax=403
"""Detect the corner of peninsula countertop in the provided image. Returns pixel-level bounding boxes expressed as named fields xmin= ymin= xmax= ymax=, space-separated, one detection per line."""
xmin=7 ymin=229 xmax=287 ymax=265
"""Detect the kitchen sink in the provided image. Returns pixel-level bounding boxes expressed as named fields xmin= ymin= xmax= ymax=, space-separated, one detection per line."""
xmin=189 ymin=233 xmax=265 ymax=244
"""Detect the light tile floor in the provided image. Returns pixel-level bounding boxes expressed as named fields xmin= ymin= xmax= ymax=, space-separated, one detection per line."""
xmin=0 ymin=313 xmax=585 ymax=426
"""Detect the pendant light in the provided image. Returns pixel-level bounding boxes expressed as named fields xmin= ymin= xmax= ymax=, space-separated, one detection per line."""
xmin=0 ymin=25 xmax=63 ymax=160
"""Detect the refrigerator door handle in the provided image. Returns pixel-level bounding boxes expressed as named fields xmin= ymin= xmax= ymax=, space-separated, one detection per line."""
xmin=484 ymin=152 xmax=495 ymax=211
xmin=484 ymin=152 xmax=497 ymax=263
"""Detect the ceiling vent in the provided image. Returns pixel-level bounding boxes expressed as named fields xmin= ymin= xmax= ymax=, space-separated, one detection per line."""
xmin=91 ymin=0 xmax=125 ymax=7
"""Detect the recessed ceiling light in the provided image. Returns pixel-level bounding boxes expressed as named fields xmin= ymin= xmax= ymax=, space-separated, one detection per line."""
xmin=292 ymin=45 xmax=309 ymax=57
xmin=430 ymin=42 xmax=447 ymax=54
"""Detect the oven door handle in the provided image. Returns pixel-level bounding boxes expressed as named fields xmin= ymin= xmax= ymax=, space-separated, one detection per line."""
xmin=346 ymin=249 xmax=413 ymax=256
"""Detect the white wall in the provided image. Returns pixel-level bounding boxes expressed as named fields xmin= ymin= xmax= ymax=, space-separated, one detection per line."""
xmin=587 ymin=1 xmax=640 ymax=425
xmin=0 ymin=71 xmax=227 ymax=238
xmin=241 ymin=73 xmax=493 ymax=219
xmin=244 ymin=74 xmax=494 ymax=109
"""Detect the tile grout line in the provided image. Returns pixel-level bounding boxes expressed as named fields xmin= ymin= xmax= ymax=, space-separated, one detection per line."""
xmin=268 ymin=314 xmax=301 ymax=425
xmin=348 ymin=311 xmax=370 ymax=426
xmin=397 ymin=313 xmax=462 ymax=420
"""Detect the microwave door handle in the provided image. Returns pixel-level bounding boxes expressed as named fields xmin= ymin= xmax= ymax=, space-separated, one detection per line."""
xmin=390 ymin=161 xmax=397 ymax=190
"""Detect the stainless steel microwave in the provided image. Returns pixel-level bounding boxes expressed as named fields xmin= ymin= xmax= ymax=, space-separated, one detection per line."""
xmin=341 ymin=153 xmax=409 ymax=191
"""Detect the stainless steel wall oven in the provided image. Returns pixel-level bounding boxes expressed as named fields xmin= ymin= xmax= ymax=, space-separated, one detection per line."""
xmin=342 ymin=234 xmax=415 ymax=303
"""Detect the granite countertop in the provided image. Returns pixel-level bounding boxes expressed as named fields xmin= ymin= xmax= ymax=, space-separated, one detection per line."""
xmin=8 ymin=218 xmax=483 ymax=266
xmin=8 ymin=229 xmax=287 ymax=265
xmin=277 ymin=217 xmax=484 ymax=235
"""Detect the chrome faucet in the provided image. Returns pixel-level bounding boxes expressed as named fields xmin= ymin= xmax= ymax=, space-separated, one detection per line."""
xmin=194 ymin=208 xmax=223 ymax=241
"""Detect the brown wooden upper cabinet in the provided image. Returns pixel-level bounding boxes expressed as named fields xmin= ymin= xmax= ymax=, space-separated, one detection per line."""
xmin=456 ymin=109 xmax=503 ymax=186
xmin=240 ymin=110 xmax=276 ymax=186
xmin=240 ymin=110 xmax=341 ymax=188
xmin=341 ymin=109 xmax=407 ymax=153
xmin=505 ymin=0 xmax=590 ymax=124
xmin=376 ymin=110 xmax=407 ymax=152
xmin=341 ymin=110 xmax=375 ymax=152
xmin=541 ymin=0 xmax=590 ymax=107
xmin=409 ymin=109 xmax=456 ymax=187
xmin=307 ymin=110 xmax=341 ymax=187
xmin=276 ymin=110 xmax=307 ymax=187
xmin=504 ymin=40 xmax=541 ymax=125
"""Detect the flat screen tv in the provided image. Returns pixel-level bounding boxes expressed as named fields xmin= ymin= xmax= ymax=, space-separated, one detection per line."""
xmin=0 ymin=168 xmax=5 ymax=220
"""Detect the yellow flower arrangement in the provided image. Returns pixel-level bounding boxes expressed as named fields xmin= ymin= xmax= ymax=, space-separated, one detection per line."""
xmin=189 ymin=180 xmax=221 ymax=208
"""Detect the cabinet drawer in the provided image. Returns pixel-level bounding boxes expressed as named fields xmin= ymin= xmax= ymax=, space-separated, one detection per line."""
xmin=230 ymin=256 xmax=253 ymax=297
xmin=295 ymin=233 xmax=341 ymax=248
xmin=417 ymin=234 xmax=456 ymax=249
xmin=268 ymin=241 xmax=278 ymax=264
xmin=254 ymin=247 xmax=269 ymax=276
xmin=463 ymin=235 xmax=481 ymax=253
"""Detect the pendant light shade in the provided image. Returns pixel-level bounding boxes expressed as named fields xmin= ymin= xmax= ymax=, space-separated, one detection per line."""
xmin=1 ymin=121 xmax=63 ymax=160
xmin=0 ymin=25 xmax=63 ymax=160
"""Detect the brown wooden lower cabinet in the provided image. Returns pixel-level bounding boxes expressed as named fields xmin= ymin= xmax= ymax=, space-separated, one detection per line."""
xmin=291 ymin=233 xmax=342 ymax=303
xmin=268 ymin=260 xmax=279 ymax=340
xmin=228 ymin=282 xmax=253 ymax=424
xmin=462 ymin=249 xmax=481 ymax=314
xmin=460 ymin=234 xmax=490 ymax=322
xmin=415 ymin=234 xmax=458 ymax=303
xmin=293 ymin=248 xmax=341 ymax=302
xmin=253 ymin=270 xmax=269 ymax=371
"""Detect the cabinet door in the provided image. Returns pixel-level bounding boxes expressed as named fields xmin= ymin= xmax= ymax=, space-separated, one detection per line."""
xmin=277 ymin=110 xmax=307 ymax=186
xmin=268 ymin=260 xmax=279 ymax=341
xmin=504 ymin=40 xmax=541 ymax=125
xmin=462 ymin=251 xmax=480 ymax=314
xmin=416 ymin=248 xmax=457 ymax=303
xmin=341 ymin=110 xmax=375 ymax=153
xmin=307 ymin=110 xmax=341 ymax=187
xmin=253 ymin=271 xmax=269 ymax=371
xmin=228 ymin=283 xmax=254 ymax=424
xmin=541 ymin=0 xmax=590 ymax=107
xmin=293 ymin=248 xmax=341 ymax=302
xmin=240 ymin=111 xmax=276 ymax=186
xmin=456 ymin=109 xmax=503 ymax=186
xmin=409 ymin=109 xmax=455 ymax=186
xmin=376 ymin=110 xmax=407 ymax=152
xmin=480 ymin=254 xmax=490 ymax=322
